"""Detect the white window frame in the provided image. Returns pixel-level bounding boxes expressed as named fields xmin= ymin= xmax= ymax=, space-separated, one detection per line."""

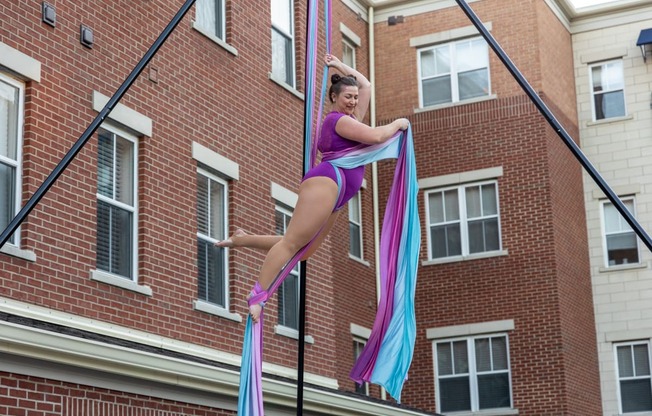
xmin=94 ymin=124 xmax=138 ymax=282
xmin=196 ymin=167 xmax=229 ymax=309
xmin=417 ymin=36 xmax=490 ymax=108
xmin=615 ymin=341 xmax=652 ymax=414
xmin=434 ymin=334 xmax=513 ymax=414
xmin=600 ymin=197 xmax=640 ymax=268
xmin=0 ymin=73 xmax=25 ymax=248
xmin=271 ymin=0 xmax=295 ymax=88
xmin=425 ymin=180 xmax=502 ymax=261
xmin=589 ymin=59 xmax=626 ymax=122
xmin=348 ymin=190 xmax=363 ymax=260
xmin=342 ymin=37 xmax=356 ymax=69
xmin=195 ymin=0 xmax=226 ymax=41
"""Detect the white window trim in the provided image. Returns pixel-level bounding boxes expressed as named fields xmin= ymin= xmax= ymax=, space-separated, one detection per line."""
xmin=424 ymin=179 xmax=503 ymax=263
xmin=339 ymin=23 xmax=361 ymax=47
xmin=432 ymin=333 xmax=514 ymax=415
xmin=614 ymin=340 xmax=652 ymax=415
xmin=588 ymin=59 xmax=627 ymax=122
xmin=196 ymin=167 xmax=231 ymax=310
xmin=192 ymin=0 xmax=238 ymax=58
xmin=191 ymin=143 xmax=239 ymax=318
xmin=599 ymin=196 xmax=640 ymax=269
xmin=0 ymin=42 xmax=42 ymax=82
xmin=92 ymin=91 xmax=152 ymax=137
xmin=350 ymin=323 xmax=371 ymax=396
xmin=0 ymin=73 xmax=28 ymax=255
xmin=268 ymin=72 xmax=305 ymax=100
xmin=92 ymin=123 xmax=140 ymax=285
xmin=271 ymin=0 xmax=296 ymax=89
xmin=417 ymin=36 xmax=491 ymax=108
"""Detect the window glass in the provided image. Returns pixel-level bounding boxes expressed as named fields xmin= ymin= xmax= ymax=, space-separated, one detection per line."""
xmin=603 ymin=198 xmax=639 ymax=266
xmin=427 ymin=181 xmax=500 ymax=260
xmin=591 ymin=60 xmax=625 ymax=120
xmin=420 ymin=37 xmax=489 ymax=107
xmin=617 ymin=343 xmax=652 ymax=413
xmin=196 ymin=0 xmax=225 ymax=40
xmin=276 ymin=206 xmax=299 ymax=329
xmin=349 ymin=191 xmax=362 ymax=258
xmin=0 ymin=76 xmax=21 ymax=245
xmin=436 ymin=335 xmax=511 ymax=413
xmin=96 ymin=128 xmax=136 ymax=279
xmin=197 ymin=169 xmax=227 ymax=307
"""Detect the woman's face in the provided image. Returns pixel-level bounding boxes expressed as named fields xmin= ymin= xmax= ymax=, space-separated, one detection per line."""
xmin=333 ymin=85 xmax=359 ymax=116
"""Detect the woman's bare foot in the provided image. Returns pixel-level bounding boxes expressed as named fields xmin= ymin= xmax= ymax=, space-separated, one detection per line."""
xmin=215 ymin=229 xmax=246 ymax=248
xmin=249 ymin=303 xmax=263 ymax=323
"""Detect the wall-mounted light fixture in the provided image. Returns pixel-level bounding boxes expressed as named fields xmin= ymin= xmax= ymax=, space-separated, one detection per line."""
xmin=80 ymin=25 xmax=94 ymax=48
xmin=42 ymin=2 xmax=56 ymax=27
xmin=636 ymin=28 xmax=652 ymax=62
xmin=388 ymin=15 xmax=404 ymax=26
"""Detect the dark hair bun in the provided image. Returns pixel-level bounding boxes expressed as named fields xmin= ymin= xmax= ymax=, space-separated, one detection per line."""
xmin=331 ymin=74 xmax=342 ymax=84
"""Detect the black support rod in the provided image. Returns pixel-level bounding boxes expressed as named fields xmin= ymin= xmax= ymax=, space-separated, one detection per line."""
xmin=0 ymin=0 xmax=198 ymax=248
xmin=455 ymin=0 xmax=652 ymax=253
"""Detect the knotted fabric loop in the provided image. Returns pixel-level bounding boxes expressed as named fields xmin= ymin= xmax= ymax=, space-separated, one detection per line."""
xmin=247 ymin=282 xmax=268 ymax=308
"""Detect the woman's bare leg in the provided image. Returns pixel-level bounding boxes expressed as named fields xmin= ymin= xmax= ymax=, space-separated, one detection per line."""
xmin=249 ymin=177 xmax=339 ymax=322
xmin=215 ymin=229 xmax=281 ymax=251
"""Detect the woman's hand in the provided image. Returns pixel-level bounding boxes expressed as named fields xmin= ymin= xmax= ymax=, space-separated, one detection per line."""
xmin=325 ymin=54 xmax=341 ymax=68
xmin=397 ymin=118 xmax=410 ymax=130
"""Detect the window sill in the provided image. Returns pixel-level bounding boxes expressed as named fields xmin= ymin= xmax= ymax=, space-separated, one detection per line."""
xmin=442 ymin=408 xmax=518 ymax=416
xmin=274 ymin=325 xmax=315 ymax=344
xmin=191 ymin=21 xmax=238 ymax=56
xmin=0 ymin=244 xmax=36 ymax=262
xmin=586 ymin=114 xmax=633 ymax=126
xmin=349 ymin=254 xmax=370 ymax=267
xmin=193 ymin=299 xmax=242 ymax=322
xmin=599 ymin=261 xmax=648 ymax=273
xmin=268 ymin=73 xmax=305 ymax=101
xmin=422 ymin=249 xmax=508 ymax=266
xmin=90 ymin=270 xmax=153 ymax=296
xmin=415 ymin=94 xmax=497 ymax=114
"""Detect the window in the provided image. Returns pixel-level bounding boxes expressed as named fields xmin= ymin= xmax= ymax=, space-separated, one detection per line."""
xmin=276 ymin=205 xmax=299 ymax=329
xmin=271 ymin=0 xmax=295 ymax=87
xmin=342 ymin=37 xmax=356 ymax=69
xmin=435 ymin=335 xmax=512 ymax=413
xmin=349 ymin=191 xmax=363 ymax=259
xmin=616 ymin=342 xmax=652 ymax=413
xmin=590 ymin=60 xmax=625 ymax=121
xmin=197 ymin=167 xmax=228 ymax=307
xmin=602 ymin=197 xmax=639 ymax=266
xmin=418 ymin=37 xmax=490 ymax=107
xmin=426 ymin=181 xmax=500 ymax=260
xmin=0 ymin=74 xmax=24 ymax=246
xmin=196 ymin=0 xmax=226 ymax=41
xmin=96 ymin=127 xmax=137 ymax=279
xmin=353 ymin=338 xmax=370 ymax=395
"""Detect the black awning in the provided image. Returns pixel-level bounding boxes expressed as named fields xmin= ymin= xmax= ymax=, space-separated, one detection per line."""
xmin=636 ymin=29 xmax=652 ymax=61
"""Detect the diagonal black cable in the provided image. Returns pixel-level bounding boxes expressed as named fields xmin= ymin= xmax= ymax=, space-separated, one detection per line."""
xmin=455 ymin=0 xmax=652 ymax=253
xmin=0 ymin=0 xmax=198 ymax=248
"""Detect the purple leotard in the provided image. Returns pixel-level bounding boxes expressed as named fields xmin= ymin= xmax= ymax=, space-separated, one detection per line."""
xmin=302 ymin=111 xmax=365 ymax=210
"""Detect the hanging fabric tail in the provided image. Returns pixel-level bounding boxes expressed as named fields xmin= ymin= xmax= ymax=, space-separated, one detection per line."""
xmin=346 ymin=126 xmax=421 ymax=402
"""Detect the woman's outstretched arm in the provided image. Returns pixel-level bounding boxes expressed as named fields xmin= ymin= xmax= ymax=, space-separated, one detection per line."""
xmin=325 ymin=54 xmax=371 ymax=120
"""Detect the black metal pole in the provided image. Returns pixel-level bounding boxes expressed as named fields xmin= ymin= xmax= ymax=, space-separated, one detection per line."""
xmin=0 ymin=0 xmax=198 ymax=248
xmin=455 ymin=0 xmax=652 ymax=253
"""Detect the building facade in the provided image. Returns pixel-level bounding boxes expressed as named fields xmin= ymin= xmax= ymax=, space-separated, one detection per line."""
xmin=2 ymin=0 xmax=649 ymax=415
xmin=570 ymin=2 xmax=652 ymax=415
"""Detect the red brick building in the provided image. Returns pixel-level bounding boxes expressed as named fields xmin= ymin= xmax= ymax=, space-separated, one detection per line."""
xmin=1 ymin=0 xmax=600 ymax=415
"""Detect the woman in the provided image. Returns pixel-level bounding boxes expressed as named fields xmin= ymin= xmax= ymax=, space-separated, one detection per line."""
xmin=216 ymin=54 xmax=409 ymax=323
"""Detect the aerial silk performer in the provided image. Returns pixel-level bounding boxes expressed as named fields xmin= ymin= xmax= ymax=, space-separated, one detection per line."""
xmin=236 ymin=0 xmax=420 ymax=414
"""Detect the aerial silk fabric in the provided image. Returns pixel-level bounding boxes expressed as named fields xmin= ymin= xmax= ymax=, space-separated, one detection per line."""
xmin=237 ymin=127 xmax=420 ymax=415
